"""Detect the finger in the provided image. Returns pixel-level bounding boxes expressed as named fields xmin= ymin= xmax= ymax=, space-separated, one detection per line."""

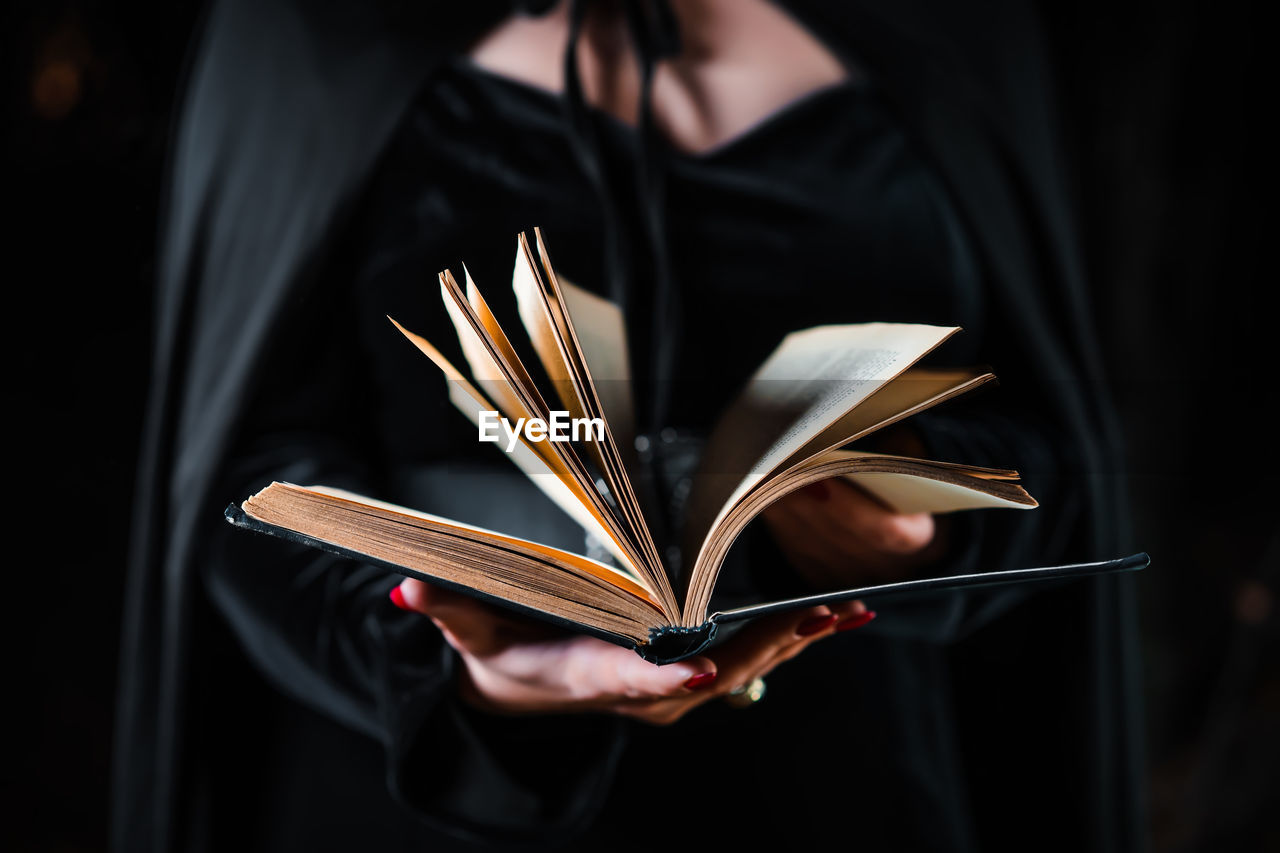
xmin=745 ymin=603 xmax=874 ymax=685
xmin=834 ymin=598 xmax=867 ymax=616
xmin=827 ymin=597 xmax=872 ymax=627
xmin=472 ymin=637 xmax=717 ymax=712
xmin=395 ymin=579 xmax=543 ymax=656
xmin=705 ymin=606 xmax=838 ymax=692
xmin=609 ymin=607 xmax=857 ymax=725
xmin=753 ymin=601 xmax=878 ymax=677
xmin=397 ymin=579 xmax=564 ymax=639
xmin=833 ymin=599 xmax=877 ymax=631
xmin=817 ymin=479 xmax=935 ymax=555
xmin=594 ymin=647 xmax=719 ymax=700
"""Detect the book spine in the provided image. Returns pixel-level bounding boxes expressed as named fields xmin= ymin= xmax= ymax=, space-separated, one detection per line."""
xmin=637 ymin=622 xmax=719 ymax=664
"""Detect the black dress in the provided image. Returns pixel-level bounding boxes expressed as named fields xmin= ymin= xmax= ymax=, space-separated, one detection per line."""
xmin=114 ymin=2 xmax=1143 ymax=851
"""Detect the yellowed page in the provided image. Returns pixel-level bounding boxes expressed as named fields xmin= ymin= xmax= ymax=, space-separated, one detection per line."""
xmin=439 ymin=270 xmax=623 ymax=539
xmin=463 ymin=264 xmax=545 ymax=409
xmin=781 ymin=368 xmax=994 ymax=471
xmin=827 ymin=451 xmax=1038 ymax=513
xmin=514 ymin=231 xmax=673 ymax=609
xmin=677 ymin=447 xmax=1035 ymax=623
xmin=555 ymin=274 xmax=636 ymax=463
xmin=513 ymin=237 xmax=581 ymax=417
xmin=301 ymin=485 xmax=662 ymax=604
xmin=387 ymin=317 xmax=643 ymax=579
xmin=684 ymin=323 xmax=959 ymax=570
xmin=510 ymin=234 xmax=619 ymax=480
xmin=436 ymin=276 xmax=593 ymax=490
xmin=441 ymin=271 xmax=542 ymax=426
xmin=532 ymin=229 xmax=673 ymax=604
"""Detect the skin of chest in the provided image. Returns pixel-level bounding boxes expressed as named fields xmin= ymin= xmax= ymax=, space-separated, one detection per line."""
xmin=466 ymin=0 xmax=855 ymax=155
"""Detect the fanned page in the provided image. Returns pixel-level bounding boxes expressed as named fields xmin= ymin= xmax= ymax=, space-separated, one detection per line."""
xmin=513 ymin=230 xmax=674 ymax=607
xmin=714 ymin=324 xmax=959 ymax=502
xmin=681 ymin=447 xmax=1036 ymax=627
xmin=387 ymin=319 xmax=639 ymax=576
xmin=678 ymin=351 xmax=1042 ymax=623
xmin=438 ymin=267 xmax=656 ymax=578
xmin=677 ymin=325 xmax=957 ymax=616
xmin=393 ymin=305 xmax=655 ymax=594
xmin=781 ymin=367 xmax=995 ymax=467
xmin=390 ymin=235 xmax=678 ymax=616
xmin=826 ymin=451 xmax=1035 ymax=514
xmin=552 ymin=272 xmax=636 ymax=466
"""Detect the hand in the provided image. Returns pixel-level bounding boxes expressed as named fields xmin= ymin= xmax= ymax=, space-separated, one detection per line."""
xmin=761 ymin=477 xmax=944 ymax=591
xmin=392 ymin=579 xmax=873 ymax=725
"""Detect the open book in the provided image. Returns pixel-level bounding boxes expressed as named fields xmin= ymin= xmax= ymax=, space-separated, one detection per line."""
xmin=227 ymin=228 xmax=1148 ymax=663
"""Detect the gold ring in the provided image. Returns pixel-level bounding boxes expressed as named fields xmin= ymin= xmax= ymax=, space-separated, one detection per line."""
xmin=723 ymin=676 xmax=767 ymax=709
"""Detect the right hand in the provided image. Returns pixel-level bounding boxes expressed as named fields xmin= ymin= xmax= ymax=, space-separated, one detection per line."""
xmin=393 ymin=579 xmax=873 ymax=725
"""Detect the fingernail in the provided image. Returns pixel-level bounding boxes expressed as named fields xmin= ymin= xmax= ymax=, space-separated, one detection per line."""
xmin=802 ymin=481 xmax=830 ymax=502
xmin=683 ymin=672 xmax=718 ymax=690
xmin=389 ymin=585 xmax=411 ymax=610
xmin=796 ymin=613 xmax=839 ymax=636
xmin=836 ymin=610 xmax=877 ymax=631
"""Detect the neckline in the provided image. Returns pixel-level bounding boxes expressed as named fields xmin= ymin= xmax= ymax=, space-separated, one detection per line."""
xmin=449 ymin=55 xmax=868 ymax=162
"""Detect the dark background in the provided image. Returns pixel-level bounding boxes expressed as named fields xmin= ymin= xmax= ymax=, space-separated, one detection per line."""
xmin=4 ymin=1 xmax=1275 ymax=850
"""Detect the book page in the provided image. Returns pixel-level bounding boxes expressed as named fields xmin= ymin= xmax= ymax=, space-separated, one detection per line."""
xmin=442 ymin=270 xmax=545 ymax=426
xmin=300 ymin=485 xmax=661 ymax=603
xmin=514 ymin=230 xmax=673 ymax=606
xmin=512 ymin=233 xmax=625 ymax=480
xmin=387 ymin=317 xmax=643 ymax=579
xmin=531 ymin=229 xmax=670 ymax=600
xmin=556 ymin=274 xmax=636 ymax=466
xmin=463 ymin=265 xmax=546 ymax=414
xmin=438 ymin=270 xmax=621 ymax=534
xmin=240 ymin=482 xmax=668 ymax=639
xmin=678 ymin=447 xmax=1035 ymax=624
xmin=435 ymin=278 xmax=608 ymax=511
xmin=682 ymin=323 xmax=958 ymax=574
xmin=513 ymin=237 xmax=587 ymax=424
xmin=780 ymin=368 xmax=994 ymax=472
xmin=825 ymin=451 xmax=1037 ymax=513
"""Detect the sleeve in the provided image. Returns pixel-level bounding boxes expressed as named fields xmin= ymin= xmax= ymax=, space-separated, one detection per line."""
xmin=197 ymin=246 xmax=626 ymax=841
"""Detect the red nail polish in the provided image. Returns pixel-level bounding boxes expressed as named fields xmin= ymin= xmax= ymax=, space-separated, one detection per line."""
xmin=797 ymin=613 xmax=839 ymax=636
xmin=836 ymin=610 xmax=877 ymax=631
xmin=684 ymin=672 xmax=717 ymax=690
xmin=802 ymin=481 xmax=830 ymax=502
xmin=389 ymin=585 xmax=410 ymax=610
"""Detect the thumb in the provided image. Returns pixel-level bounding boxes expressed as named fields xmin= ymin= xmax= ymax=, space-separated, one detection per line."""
xmin=396 ymin=579 xmax=507 ymax=656
xmin=602 ymin=649 xmax=718 ymax=698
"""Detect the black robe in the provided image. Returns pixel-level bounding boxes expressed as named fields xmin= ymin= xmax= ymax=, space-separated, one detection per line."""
xmin=113 ymin=0 xmax=1144 ymax=850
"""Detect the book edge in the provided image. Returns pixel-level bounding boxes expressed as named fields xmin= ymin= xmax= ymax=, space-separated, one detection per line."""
xmin=223 ymin=502 xmax=646 ymax=651
xmin=708 ymin=553 xmax=1150 ymax=625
